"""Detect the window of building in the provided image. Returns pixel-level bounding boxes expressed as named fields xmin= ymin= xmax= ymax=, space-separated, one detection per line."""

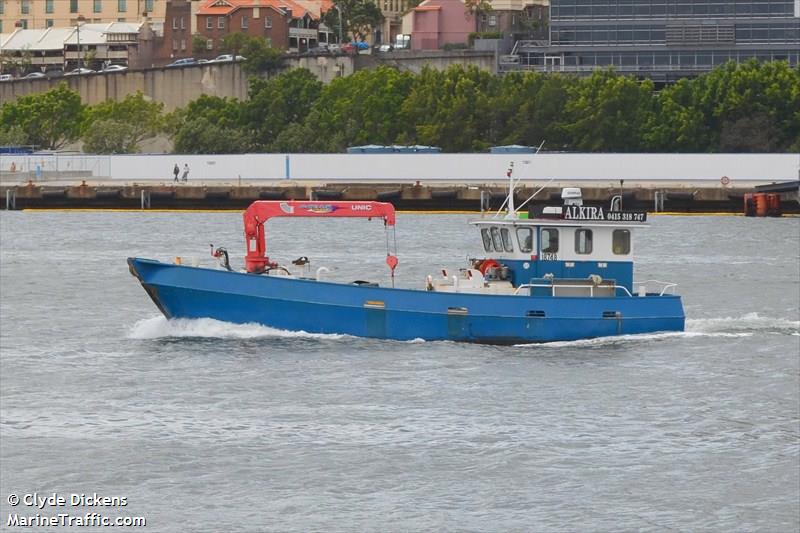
xmin=180 ymin=17 xmax=185 ymax=29
xmin=481 ymin=228 xmax=493 ymax=252
xmin=145 ymin=0 xmax=154 ymax=12
xmin=173 ymin=17 xmax=178 ymax=29
xmin=94 ymin=0 xmax=102 ymax=13
xmin=612 ymin=229 xmax=630 ymax=255
xmin=118 ymin=0 xmax=127 ymax=12
xmin=265 ymin=16 xmax=272 ymax=28
xmin=206 ymin=38 xmax=213 ymax=50
xmin=488 ymin=15 xmax=496 ymax=26
xmin=218 ymin=17 xmax=225 ymax=29
xmin=241 ymin=15 xmax=248 ymax=29
xmin=172 ymin=39 xmax=177 ymax=50
xmin=21 ymin=0 xmax=29 ymax=15
xmin=46 ymin=19 xmax=54 ymax=27
xmin=0 ymin=21 xmax=3 ymax=32
xmin=206 ymin=17 xmax=213 ymax=30
xmin=70 ymin=0 xmax=78 ymax=13
xmin=516 ymin=227 xmax=533 ymax=253
xmin=541 ymin=228 xmax=559 ymax=253
xmin=500 ymin=228 xmax=514 ymax=252
xmin=46 ymin=0 xmax=54 ymax=14
xmin=181 ymin=39 xmax=186 ymax=50
xmin=575 ymin=229 xmax=593 ymax=255
xmin=19 ymin=19 xmax=28 ymax=28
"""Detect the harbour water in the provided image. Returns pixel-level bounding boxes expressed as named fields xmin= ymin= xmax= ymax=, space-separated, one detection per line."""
xmin=1 ymin=211 xmax=798 ymax=532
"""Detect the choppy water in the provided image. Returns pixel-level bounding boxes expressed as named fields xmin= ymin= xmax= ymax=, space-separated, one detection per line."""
xmin=1 ymin=211 xmax=798 ymax=532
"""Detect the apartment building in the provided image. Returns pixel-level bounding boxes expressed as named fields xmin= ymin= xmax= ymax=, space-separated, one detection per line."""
xmin=0 ymin=0 xmax=166 ymax=32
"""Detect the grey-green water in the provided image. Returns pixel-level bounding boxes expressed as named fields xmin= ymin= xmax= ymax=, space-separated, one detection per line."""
xmin=1 ymin=212 xmax=798 ymax=532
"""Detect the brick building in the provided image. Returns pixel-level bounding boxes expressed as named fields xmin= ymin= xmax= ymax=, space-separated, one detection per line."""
xmin=196 ymin=0 xmax=302 ymax=53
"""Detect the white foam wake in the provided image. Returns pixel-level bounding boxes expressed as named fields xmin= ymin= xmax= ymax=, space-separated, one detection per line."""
xmin=514 ymin=312 xmax=798 ymax=348
xmin=686 ymin=312 xmax=799 ymax=335
xmin=515 ymin=330 xmax=751 ymax=348
xmin=126 ymin=316 xmax=350 ymax=340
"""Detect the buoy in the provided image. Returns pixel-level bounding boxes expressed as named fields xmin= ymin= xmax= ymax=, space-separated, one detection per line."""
xmin=766 ymin=193 xmax=781 ymax=217
xmin=754 ymin=193 xmax=768 ymax=217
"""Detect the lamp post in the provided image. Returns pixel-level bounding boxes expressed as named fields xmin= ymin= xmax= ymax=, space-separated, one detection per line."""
xmin=334 ymin=5 xmax=343 ymax=44
xmin=76 ymin=14 xmax=86 ymax=70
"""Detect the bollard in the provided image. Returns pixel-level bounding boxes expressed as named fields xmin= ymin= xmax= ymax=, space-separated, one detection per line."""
xmin=140 ymin=190 xmax=150 ymax=209
xmin=5 ymin=189 xmax=16 ymax=210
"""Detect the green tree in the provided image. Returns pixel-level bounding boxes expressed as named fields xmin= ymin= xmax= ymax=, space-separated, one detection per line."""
xmin=0 ymin=125 xmax=27 ymax=146
xmin=308 ymin=66 xmax=415 ymax=151
xmin=82 ymin=119 xmax=140 ymax=154
xmin=168 ymin=95 xmax=251 ymax=153
xmin=645 ymin=77 xmax=713 ymax=152
xmin=0 ymin=83 xmax=85 ymax=149
xmin=83 ymin=92 xmax=164 ymax=153
xmin=696 ymin=59 xmax=800 ymax=151
xmin=239 ymin=36 xmax=284 ymax=74
xmin=192 ymin=34 xmax=210 ymax=56
xmin=221 ymin=32 xmax=248 ymax=55
xmin=322 ymin=0 xmax=384 ymax=41
xmin=565 ymin=69 xmax=655 ymax=152
xmin=246 ymin=68 xmax=323 ymax=150
xmin=400 ymin=65 xmax=498 ymax=151
xmin=492 ymin=71 xmax=572 ymax=150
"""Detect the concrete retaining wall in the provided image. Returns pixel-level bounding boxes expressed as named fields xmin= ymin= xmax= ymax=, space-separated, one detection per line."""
xmin=0 ymin=51 xmax=496 ymax=109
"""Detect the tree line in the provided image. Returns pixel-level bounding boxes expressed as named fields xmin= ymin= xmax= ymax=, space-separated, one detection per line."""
xmin=1 ymin=60 xmax=797 ymax=153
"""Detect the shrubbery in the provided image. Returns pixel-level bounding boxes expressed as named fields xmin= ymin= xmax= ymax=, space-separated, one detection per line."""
xmin=2 ymin=60 xmax=797 ymax=154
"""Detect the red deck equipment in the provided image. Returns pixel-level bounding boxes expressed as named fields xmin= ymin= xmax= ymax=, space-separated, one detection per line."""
xmin=243 ymin=201 xmax=397 ymax=273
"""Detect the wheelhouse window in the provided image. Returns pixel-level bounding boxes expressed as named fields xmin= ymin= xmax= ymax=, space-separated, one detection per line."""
xmin=500 ymin=228 xmax=514 ymax=252
xmin=490 ymin=227 xmax=504 ymax=252
xmin=516 ymin=227 xmax=533 ymax=253
xmin=541 ymin=228 xmax=559 ymax=253
xmin=575 ymin=229 xmax=593 ymax=254
xmin=612 ymin=229 xmax=630 ymax=255
xmin=480 ymin=228 xmax=493 ymax=252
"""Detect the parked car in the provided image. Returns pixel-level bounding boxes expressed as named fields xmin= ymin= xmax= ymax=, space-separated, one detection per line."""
xmin=166 ymin=58 xmax=197 ymax=67
xmin=377 ymin=44 xmax=393 ymax=52
xmin=45 ymin=68 xmax=64 ymax=78
xmin=303 ymin=45 xmax=329 ymax=56
xmin=0 ymin=74 xmax=13 ymax=82
xmin=102 ymin=64 xmax=128 ymax=72
xmin=209 ymin=54 xmax=247 ymax=63
xmin=328 ymin=43 xmax=342 ymax=54
xmin=197 ymin=59 xmax=210 ymax=64
xmin=65 ymin=67 xmax=96 ymax=76
xmin=23 ymin=71 xmax=47 ymax=79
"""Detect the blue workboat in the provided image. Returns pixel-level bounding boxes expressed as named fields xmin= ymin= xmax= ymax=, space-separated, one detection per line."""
xmin=128 ymin=177 xmax=684 ymax=344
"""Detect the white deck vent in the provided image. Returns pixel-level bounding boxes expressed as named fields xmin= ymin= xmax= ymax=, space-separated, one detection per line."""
xmin=561 ymin=188 xmax=583 ymax=206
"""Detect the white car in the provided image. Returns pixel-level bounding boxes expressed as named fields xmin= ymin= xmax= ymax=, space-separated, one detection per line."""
xmin=23 ymin=71 xmax=47 ymax=79
xmin=65 ymin=67 xmax=96 ymax=76
xmin=102 ymin=64 xmax=128 ymax=72
xmin=210 ymin=54 xmax=247 ymax=63
xmin=0 ymin=74 xmax=13 ymax=82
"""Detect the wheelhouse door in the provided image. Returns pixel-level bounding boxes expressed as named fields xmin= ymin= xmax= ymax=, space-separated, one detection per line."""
xmin=537 ymin=227 xmax=563 ymax=278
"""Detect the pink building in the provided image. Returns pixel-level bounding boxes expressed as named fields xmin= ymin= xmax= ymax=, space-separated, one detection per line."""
xmin=410 ymin=0 xmax=476 ymax=50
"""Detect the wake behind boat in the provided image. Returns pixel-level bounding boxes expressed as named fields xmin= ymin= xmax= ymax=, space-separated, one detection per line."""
xmin=128 ymin=173 xmax=684 ymax=344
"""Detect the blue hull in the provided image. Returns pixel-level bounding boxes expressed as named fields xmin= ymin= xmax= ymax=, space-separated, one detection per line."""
xmin=128 ymin=258 xmax=685 ymax=344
